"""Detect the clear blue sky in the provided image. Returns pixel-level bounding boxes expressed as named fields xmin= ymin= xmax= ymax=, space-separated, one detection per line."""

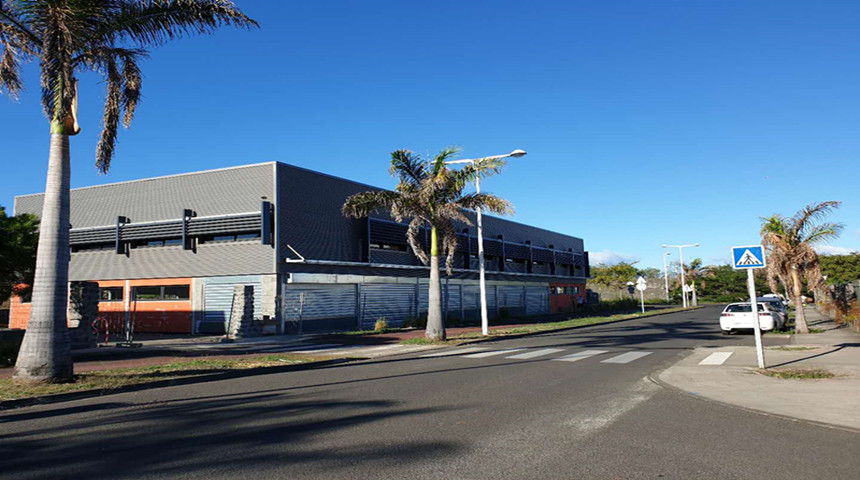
xmin=2 ymin=0 xmax=859 ymax=269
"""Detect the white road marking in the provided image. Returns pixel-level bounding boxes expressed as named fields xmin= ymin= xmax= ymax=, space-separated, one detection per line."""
xmin=506 ymin=348 xmax=566 ymax=359
xmin=601 ymin=351 xmax=653 ymax=364
xmin=420 ymin=347 xmax=487 ymax=357
xmin=699 ymin=351 xmax=733 ymax=365
xmin=552 ymin=349 xmax=609 ymax=363
xmin=463 ymin=349 xmax=526 ymax=358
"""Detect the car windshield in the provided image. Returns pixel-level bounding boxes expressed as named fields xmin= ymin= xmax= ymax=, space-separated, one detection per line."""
xmin=725 ymin=304 xmax=765 ymax=313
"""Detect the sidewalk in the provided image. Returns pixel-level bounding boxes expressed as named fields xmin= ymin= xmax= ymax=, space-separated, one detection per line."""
xmin=658 ymin=307 xmax=860 ymax=431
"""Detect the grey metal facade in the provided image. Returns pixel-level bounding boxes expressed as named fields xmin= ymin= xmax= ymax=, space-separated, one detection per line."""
xmin=14 ymin=161 xmax=589 ymax=333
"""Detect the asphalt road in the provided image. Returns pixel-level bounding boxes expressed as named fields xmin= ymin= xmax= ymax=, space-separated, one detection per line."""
xmin=2 ymin=306 xmax=858 ymax=480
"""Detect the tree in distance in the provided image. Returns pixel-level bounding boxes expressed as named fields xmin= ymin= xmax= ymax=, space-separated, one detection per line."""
xmin=589 ymin=262 xmax=639 ymax=299
xmin=343 ymin=148 xmax=513 ymax=340
xmin=0 ymin=206 xmax=39 ymax=302
xmin=1 ymin=0 xmax=257 ymax=382
xmin=760 ymin=201 xmax=843 ymax=334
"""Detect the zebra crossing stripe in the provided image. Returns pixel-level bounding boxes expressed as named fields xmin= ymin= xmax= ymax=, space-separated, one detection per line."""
xmin=601 ymin=352 xmax=652 ymax=364
xmin=420 ymin=347 xmax=488 ymax=358
xmin=506 ymin=348 xmax=566 ymax=359
xmin=699 ymin=352 xmax=733 ymax=365
xmin=463 ymin=349 xmax=526 ymax=358
xmin=552 ymin=349 xmax=609 ymax=362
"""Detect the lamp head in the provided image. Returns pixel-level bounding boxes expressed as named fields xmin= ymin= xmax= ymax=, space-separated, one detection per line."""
xmin=661 ymin=244 xmax=668 ymax=248
xmin=509 ymin=149 xmax=527 ymax=158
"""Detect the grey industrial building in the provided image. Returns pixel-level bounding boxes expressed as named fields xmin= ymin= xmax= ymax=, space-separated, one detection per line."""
xmin=11 ymin=163 xmax=590 ymax=334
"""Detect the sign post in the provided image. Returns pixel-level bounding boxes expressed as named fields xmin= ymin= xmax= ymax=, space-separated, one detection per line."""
xmin=731 ymin=245 xmax=767 ymax=369
xmin=636 ymin=276 xmax=647 ymax=314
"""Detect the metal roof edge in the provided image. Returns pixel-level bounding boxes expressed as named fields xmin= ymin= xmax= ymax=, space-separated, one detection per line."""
xmin=14 ymin=161 xmax=278 ymax=199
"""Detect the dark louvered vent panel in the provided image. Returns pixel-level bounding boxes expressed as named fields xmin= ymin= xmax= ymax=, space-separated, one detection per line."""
xmin=484 ymin=239 xmax=504 ymax=257
xmin=187 ymin=215 xmax=260 ymax=235
xmin=121 ymin=221 xmax=183 ymax=241
xmin=505 ymin=243 xmax=530 ymax=260
xmin=533 ymin=248 xmax=554 ymax=262
xmin=70 ymin=213 xmax=261 ymax=246
xmin=70 ymin=228 xmax=114 ymax=244
xmin=574 ymin=253 xmax=585 ymax=267
xmin=556 ymin=251 xmax=574 ymax=265
xmin=369 ymin=219 xmax=409 ymax=245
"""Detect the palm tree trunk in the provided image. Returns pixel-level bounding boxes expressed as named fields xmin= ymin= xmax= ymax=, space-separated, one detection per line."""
xmin=790 ymin=267 xmax=809 ymax=334
xmin=13 ymin=134 xmax=73 ymax=382
xmin=425 ymin=227 xmax=445 ymax=340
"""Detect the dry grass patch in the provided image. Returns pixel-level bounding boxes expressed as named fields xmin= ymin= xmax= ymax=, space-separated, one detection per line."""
xmin=0 ymin=354 xmax=343 ymax=402
xmin=758 ymin=368 xmax=836 ymax=380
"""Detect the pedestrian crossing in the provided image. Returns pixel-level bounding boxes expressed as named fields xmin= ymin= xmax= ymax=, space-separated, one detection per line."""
xmin=419 ymin=346 xmax=655 ymax=364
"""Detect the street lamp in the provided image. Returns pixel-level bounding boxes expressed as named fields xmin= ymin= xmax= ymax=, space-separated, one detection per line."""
xmin=662 ymin=252 xmax=671 ymax=302
xmin=661 ymin=243 xmax=700 ymax=308
xmin=446 ymin=149 xmax=527 ymax=336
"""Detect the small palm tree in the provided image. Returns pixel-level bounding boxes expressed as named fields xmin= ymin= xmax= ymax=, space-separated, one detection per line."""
xmin=760 ymin=201 xmax=843 ymax=334
xmin=1 ymin=0 xmax=257 ymax=382
xmin=343 ymin=148 xmax=513 ymax=340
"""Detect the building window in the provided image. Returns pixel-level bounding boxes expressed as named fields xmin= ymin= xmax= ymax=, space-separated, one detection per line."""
xmin=133 ymin=285 xmax=190 ymax=301
xmin=369 ymin=242 xmax=407 ymax=251
xmin=99 ymin=287 xmax=124 ymax=302
xmin=198 ymin=232 xmax=261 ymax=244
xmin=71 ymin=242 xmax=114 ymax=252
xmin=131 ymin=238 xmax=183 ymax=249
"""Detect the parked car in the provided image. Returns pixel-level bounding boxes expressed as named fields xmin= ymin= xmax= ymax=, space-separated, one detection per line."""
xmin=756 ymin=296 xmax=788 ymax=327
xmin=719 ymin=302 xmax=785 ymax=334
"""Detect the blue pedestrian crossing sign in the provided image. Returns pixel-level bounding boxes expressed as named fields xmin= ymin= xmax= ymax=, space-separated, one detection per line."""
xmin=731 ymin=245 xmax=766 ymax=270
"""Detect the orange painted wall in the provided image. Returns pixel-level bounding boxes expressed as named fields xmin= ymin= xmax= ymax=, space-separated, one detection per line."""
xmin=9 ymin=278 xmax=194 ymax=334
xmin=550 ymin=282 xmax=587 ymax=313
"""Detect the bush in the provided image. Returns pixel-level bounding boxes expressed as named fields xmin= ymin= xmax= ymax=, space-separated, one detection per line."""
xmin=374 ymin=317 xmax=388 ymax=332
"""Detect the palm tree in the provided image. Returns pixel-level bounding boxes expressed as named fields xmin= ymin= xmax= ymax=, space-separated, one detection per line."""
xmin=343 ymin=148 xmax=513 ymax=340
xmin=1 ymin=0 xmax=257 ymax=382
xmin=760 ymin=201 xmax=843 ymax=334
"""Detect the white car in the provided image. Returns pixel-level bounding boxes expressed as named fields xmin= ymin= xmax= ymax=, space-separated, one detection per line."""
xmin=720 ymin=302 xmax=785 ymax=334
xmin=756 ymin=296 xmax=788 ymax=327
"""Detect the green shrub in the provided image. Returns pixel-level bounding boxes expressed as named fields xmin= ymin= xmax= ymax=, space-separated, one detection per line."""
xmin=374 ymin=317 xmax=388 ymax=332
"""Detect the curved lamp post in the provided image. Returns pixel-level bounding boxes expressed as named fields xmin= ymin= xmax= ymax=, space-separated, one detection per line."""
xmin=446 ymin=149 xmax=527 ymax=335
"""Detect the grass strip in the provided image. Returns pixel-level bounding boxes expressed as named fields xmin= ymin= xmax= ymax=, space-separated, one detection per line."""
xmin=0 ymin=353 xmax=336 ymax=402
xmin=758 ymin=368 xmax=835 ymax=380
xmin=401 ymin=306 xmax=700 ymax=344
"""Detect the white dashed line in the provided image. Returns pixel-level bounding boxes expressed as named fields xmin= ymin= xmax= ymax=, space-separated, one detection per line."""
xmin=420 ymin=347 xmax=488 ymax=358
xmin=699 ymin=352 xmax=733 ymax=365
xmin=552 ymin=349 xmax=609 ymax=363
xmin=601 ymin=351 xmax=652 ymax=364
xmin=463 ymin=349 xmax=526 ymax=358
xmin=506 ymin=348 xmax=567 ymax=359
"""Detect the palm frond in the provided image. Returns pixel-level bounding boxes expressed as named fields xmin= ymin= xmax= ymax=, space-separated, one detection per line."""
xmin=792 ymin=201 xmax=841 ymax=241
xmin=431 ymin=146 xmax=460 ymax=175
xmin=342 ymin=190 xmax=400 ymax=218
xmin=803 ymin=222 xmax=843 ymax=246
xmin=389 ymin=149 xmax=426 ymax=186
xmin=0 ymin=40 xmax=22 ymax=98
xmin=457 ymin=192 xmax=513 ymax=216
xmin=102 ymin=0 xmax=258 ymax=46
xmin=406 ymin=217 xmax=428 ymax=265
xmin=95 ymin=55 xmax=121 ymax=173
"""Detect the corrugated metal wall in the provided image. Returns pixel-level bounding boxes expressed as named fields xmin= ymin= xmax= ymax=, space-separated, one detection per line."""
xmin=201 ymin=275 xmax=263 ymax=333
xmin=282 ymin=281 xmax=550 ymax=331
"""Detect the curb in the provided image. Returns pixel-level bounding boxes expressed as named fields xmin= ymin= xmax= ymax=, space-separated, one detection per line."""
xmin=0 ymin=357 xmax=356 ymax=411
xmin=646 ymin=351 xmax=860 ymax=435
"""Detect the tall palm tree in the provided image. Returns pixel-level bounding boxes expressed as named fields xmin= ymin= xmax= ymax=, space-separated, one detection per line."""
xmin=760 ymin=201 xmax=843 ymax=334
xmin=343 ymin=148 xmax=513 ymax=340
xmin=1 ymin=0 xmax=257 ymax=382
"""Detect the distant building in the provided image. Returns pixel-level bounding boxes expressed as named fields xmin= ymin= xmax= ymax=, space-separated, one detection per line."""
xmin=10 ymin=163 xmax=590 ymax=334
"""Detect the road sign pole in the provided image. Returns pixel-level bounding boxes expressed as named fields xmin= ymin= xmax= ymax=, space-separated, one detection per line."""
xmin=747 ymin=268 xmax=766 ymax=369
xmin=639 ymin=288 xmax=644 ymax=314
